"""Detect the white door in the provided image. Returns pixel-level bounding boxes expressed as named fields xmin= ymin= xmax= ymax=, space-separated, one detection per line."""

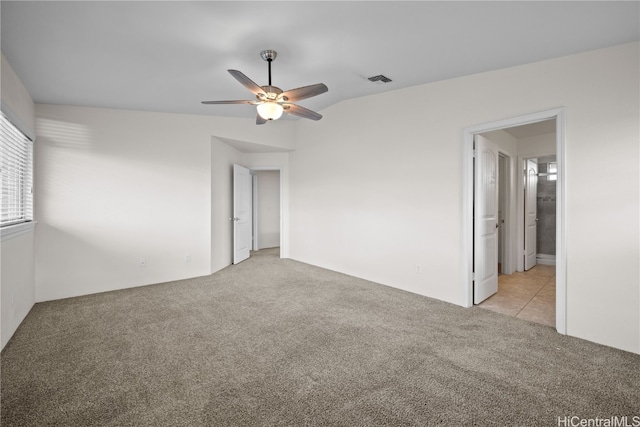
xmin=233 ymin=164 xmax=252 ymax=264
xmin=524 ymin=159 xmax=538 ymax=270
xmin=473 ymin=135 xmax=499 ymax=304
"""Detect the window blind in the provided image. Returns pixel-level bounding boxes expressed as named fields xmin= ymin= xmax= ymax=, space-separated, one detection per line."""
xmin=1 ymin=112 xmax=33 ymax=227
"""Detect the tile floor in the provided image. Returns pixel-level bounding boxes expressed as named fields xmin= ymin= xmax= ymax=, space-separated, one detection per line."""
xmin=478 ymin=264 xmax=556 ymax=327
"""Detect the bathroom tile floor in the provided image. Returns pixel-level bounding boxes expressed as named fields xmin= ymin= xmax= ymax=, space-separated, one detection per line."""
xmin=478 ymin=264 xmax=556 ymax=327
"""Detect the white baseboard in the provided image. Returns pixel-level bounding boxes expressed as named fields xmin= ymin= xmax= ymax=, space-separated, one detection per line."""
xmin=537 ymin=253 xmax=556 ymax=266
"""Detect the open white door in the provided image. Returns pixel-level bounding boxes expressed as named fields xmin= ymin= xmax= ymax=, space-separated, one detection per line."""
xmin=474 ymin=135 xmax=499 ymax=304
xmin=233 ymin=164 xmax=252 ymax=264
xmin=524 ymin=159 xmax=538 ymax=270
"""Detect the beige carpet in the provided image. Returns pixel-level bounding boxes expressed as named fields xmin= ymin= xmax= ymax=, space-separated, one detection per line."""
xmin=2 ymin=248 xmax=639 ymax=426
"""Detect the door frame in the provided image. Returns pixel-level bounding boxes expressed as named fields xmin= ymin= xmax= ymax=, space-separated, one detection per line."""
xmin=462 ymin=107 xmax=566 ymax=334
xmin=497 ymin=151 xmax=514 ymax=275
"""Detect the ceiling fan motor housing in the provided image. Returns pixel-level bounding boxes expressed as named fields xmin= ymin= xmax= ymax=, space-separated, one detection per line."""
xmin=259 ymin=86 xmax=283 ymax=100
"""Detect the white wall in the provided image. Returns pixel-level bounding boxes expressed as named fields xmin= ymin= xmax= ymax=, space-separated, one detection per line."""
xmin=289 ymin=42 xmax=640 ymax=354
xmin=1 ymin=232 xmax=35 ymax=350
xmin=35 ymin=105 xmax=295 ymax=301
xmin=1 ymin=53 xmax=35 ymax=139
xmin=1 ymin=53 xmax=36 ymax=349
xmin=256 ymin=170 xmax=281 ymax=249
xmin=8 ymin=42 xmax=640 ymax=355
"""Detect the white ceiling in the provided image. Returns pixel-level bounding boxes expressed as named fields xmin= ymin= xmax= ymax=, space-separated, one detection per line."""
xmin=2 ymin=1 xmax=638 ymax=121
xmin=503 ymin=119 xmax=557 ymax=139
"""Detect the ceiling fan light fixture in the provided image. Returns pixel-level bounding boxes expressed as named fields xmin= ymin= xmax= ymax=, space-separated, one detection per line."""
xmin=257 ymin=102 xmax=283 ymax=121
xmin=201 ymin=49 xmax=327 ymax=124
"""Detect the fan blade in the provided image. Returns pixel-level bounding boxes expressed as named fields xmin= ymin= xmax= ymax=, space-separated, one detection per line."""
xmin=281 ymin=83 xmax=328 ymax=102
xmin=228 ymin=70 xmax=266 ymax=96
xmin=201 ymin=100 xmax=258 ymax=105
xmin=256 ymin=114 xmax=267 ymax=125
xmin=283 ymin=103 xmax=322 ymax=121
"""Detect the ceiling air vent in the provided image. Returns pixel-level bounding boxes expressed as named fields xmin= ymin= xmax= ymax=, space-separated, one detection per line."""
xmin=367 ymin=74 xmax=392 ymax=83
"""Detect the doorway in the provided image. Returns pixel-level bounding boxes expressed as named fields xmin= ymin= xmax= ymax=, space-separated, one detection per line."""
xmin=476 ymin=133 xmax=557 ymax=327
xmin=232 ymin=164 xmax=282 ymax=264
xmin=529 ymin=155 xmax=557 ymax=268
xmin=252 ymin=169 xmax=281 ymax=252
xmin=462 ymin=108 xmax=566 ymax=334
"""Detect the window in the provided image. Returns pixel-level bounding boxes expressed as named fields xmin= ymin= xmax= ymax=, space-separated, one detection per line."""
xmin=547 ymin=162 xmax=557 ymax=181
xmin=1 ymin=112 xmax=33 ymax=227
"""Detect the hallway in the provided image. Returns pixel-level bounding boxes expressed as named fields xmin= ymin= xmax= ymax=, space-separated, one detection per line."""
xmin=478 ymin=264 xmax=556 ymax=327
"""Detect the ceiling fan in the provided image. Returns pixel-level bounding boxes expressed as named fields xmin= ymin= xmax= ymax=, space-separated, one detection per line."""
xmin=202 ymin=50 xmax=328 ymax=125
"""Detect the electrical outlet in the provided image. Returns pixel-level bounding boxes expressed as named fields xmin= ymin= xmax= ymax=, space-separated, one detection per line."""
xmin=139 ymin=258 xmax=146 ymax=267
xmin=185 ymin=253 xmax=191 ymax=262
xmin=416 ymin=265 xmax=421 ymax=274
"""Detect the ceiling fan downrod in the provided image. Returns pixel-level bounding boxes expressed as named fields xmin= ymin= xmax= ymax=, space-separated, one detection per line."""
xmin=260 ymin=50 xmax=277 ymax=87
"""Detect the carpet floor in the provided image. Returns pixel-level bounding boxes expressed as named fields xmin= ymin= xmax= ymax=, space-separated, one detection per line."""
xmin=2 ymin=248 xmax=639 ymax=426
